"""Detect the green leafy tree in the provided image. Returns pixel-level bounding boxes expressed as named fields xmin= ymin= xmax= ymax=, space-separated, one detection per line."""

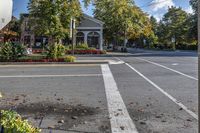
xmin=157 ymin=6 xmax=190 ymax=49
xmin=28 ymin=0 xmax=82 ymax=44
xmin=189 ymin=0 xmax=197 ymax=40
xmin=150 ymin=16 xmax=158 ymax=33
xmin=83 ymin=0 xmax=154 ymax=46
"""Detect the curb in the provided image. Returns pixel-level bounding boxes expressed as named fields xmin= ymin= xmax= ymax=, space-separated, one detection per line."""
xmin=0 ymin=61 xmax=109 ymax=65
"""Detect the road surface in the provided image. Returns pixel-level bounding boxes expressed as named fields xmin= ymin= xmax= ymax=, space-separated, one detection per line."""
xmin=0 ymin=49 xmax=198 ymax=133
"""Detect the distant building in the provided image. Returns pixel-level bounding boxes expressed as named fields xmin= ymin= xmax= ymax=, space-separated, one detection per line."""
xmin=20 ymin=14 xmax=104 ymax=50
xmin=0 ymin=16 xmax=18 ymax=43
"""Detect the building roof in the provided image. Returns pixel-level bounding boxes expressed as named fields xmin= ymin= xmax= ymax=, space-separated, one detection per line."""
xmin=82 ymin=14 xmax=104 ymax=25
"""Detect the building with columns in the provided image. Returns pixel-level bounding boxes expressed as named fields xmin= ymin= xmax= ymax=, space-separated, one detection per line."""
xmin=20 ymin=13 xmax=104 ymax=50
xmin=76 ymin=14 xmax=104 ymax=50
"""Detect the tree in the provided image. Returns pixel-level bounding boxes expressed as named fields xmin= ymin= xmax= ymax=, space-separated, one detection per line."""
xmin=157 ymin=6 xmax=190 ymax=49
xmin=190 ymin=0 xmax=197 ymax=14
xmin=83 ymin=0 xmax=154 ymax=46
xmin=28 ymin=0 xmax=82 ymax=44
xmin=150 ymin=16 xmax=158 ymax=33
xmin=189 ymin=0 xmax=197 ymax=40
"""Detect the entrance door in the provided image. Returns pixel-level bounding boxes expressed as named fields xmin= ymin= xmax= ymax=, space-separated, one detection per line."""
xmin=87 ymin=32 xmax=100 ymax=49
xmin=24 ymin=36 xmax=31 ymax=47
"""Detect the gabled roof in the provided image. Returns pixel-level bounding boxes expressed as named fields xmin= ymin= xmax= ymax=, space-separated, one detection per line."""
xmin=82 ymin=14 xmax=104 ymax=26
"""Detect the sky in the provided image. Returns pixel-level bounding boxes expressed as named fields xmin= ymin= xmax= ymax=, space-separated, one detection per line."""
xmin=13 ymin=0 xmax=193 ymax=21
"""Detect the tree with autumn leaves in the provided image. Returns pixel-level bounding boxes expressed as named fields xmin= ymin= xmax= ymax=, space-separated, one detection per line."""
xmin=28 ymin=0 xmax=197 ymax=50
xmin=84 ymin=0 xmax=156 ymax=46
xmin=28 ymin=0 xmax=81 ymax=44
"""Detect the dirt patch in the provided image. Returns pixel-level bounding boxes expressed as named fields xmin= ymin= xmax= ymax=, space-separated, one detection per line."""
xmin=0 ymin=102 xmax=100 ymax=131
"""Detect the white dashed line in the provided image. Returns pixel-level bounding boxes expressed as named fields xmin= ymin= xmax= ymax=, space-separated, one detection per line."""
xmin=125 ymin=63 xmax=198 ymax=120
xmin=172 ymin=63 xmax=179 ymax=66
xmin=101 ymin=64 xmax=138 ymax=133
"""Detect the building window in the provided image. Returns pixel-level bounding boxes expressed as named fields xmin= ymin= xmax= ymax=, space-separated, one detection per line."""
xmin=76 ymin=32 xmax=84 ymax=45
xmin=34 ymin=36 xmax=48 ymax=48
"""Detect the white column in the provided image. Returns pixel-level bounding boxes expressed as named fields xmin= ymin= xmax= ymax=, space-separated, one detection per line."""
xmin=100 ymin=29 xmax=103 ymax=50
xmin=84 ymin=32 xmax=88 ymax=44
xmin=31 ymin=34 xmax=35 ymax=47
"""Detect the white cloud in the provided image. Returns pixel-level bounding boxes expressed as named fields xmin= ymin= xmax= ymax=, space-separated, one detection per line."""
xmin=150 ymin=0 xmax=175 ymax=11
xmin=153 ymin=14 xmax=163 ymax=22
xmin=184 ymin=6 xmax=194 ymax=14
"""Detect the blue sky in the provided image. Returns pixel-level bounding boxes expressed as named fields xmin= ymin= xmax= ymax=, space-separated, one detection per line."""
xmin=13 ymin=0 xmax=192 ymax=21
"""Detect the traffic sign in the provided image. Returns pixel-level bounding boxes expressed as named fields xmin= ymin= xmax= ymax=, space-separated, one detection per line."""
xmin=0 ymin=0 xmax=13 ymax=30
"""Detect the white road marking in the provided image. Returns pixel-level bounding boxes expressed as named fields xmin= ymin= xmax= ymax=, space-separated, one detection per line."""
xmin=108 ymin=60 xmax=125 ymax=65
xmin=125 ymin=63 xmax=198 ymax=120
xmin=172 ymin=63 xmax=179 ymax=66
xmin=136 ymin=57 xmax=198 ymax=81
xmin=101 ymin=64 xmax=138 ymax=133
xmin=0 ymin=74 xmax=102 ymax=78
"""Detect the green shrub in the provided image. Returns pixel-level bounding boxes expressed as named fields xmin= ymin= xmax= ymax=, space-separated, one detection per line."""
xmin=46 ymin=44 xmax=65 ymax=59
xmin=57 ymin=44 xmax=66 ymax=57
xmin=65 ymin=45 xmax=71 ymax=51
xmin=65 ymin=43 xmax=97 ymax=51
xmin=0 ymin=42 xmax=13 ymax=60
xmin=0 ymin=110 xmax=41 ymax=133
xmin=100 ymin=50 xmax=107 ymax=54
xmin=46 ymin=44 xmax=57 ymax=59
xmin=64 ymin=56 xmax=76 ymax=62
xmin=149 ymin=44 xmax=155 ymax=49
xmin=13 ymin=43 xmax=26 ymax=57
xmin=0 ymin=42 xmax=25 ymax=61
xmin=76 ymin=43 xmax=89 ymax=50
xmin=187 ymin=44 xmax=198 ymax=50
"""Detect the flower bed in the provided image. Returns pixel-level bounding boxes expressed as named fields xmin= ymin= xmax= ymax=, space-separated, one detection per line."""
xmin=32 ymin=49 xmax=46 ymax=54
xmin=32 ymin=49 xmax=106 ymax=55
xmin=16 ymin=58 xmax=65 ymax=62
xmin=66 ymin=50 xmax=106 ymax=54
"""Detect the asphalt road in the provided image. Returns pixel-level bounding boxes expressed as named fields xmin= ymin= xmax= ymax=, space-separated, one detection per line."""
xmin=0 ymin=49 xmax=198 ymax=133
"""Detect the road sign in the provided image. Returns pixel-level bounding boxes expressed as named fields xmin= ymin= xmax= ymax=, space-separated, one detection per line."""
xmin=171 ymin=36 xmax=175 ymax=43
xmin=70 ymin=18 xmax=76 ymax=39
xmin=0 ymin=0 xmax=13 ymax=30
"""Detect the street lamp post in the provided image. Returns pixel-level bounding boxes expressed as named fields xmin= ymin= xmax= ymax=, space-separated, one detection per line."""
xmin=70 ymin=18 xmax=76 ymax=55
xmin=171 ymin=35 xmax=176 ymax=51
xmin=198 ymin=0 xmax=200 ymax=131
xmin=123 ymin=21 xmax=128 ymax=52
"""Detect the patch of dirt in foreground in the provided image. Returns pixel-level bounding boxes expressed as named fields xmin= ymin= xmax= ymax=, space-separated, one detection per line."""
xmin=0 ymin=102 xmax=106 ymax=132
